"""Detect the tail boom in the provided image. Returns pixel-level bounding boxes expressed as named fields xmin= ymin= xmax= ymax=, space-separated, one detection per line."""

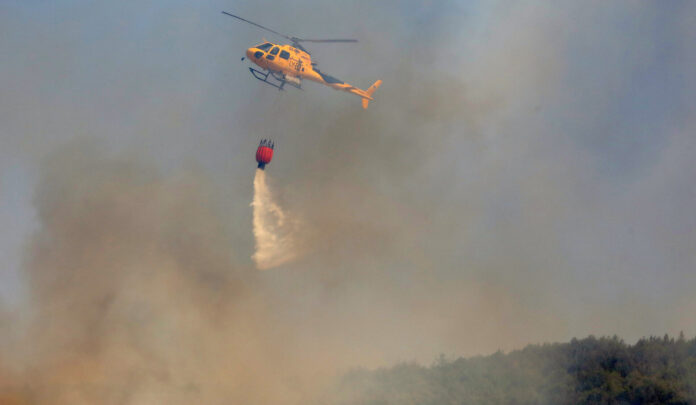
xmin=305 ymin=68 xmax=382 ymax=109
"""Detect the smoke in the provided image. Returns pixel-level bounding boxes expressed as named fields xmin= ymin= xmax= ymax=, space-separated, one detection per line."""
xmin=251 ymin=169 xmax=303 ymax=269
xmin=1 ymin=1 xmax=696 ymax=404
xmin=0 ymin=143 xmax=335 ymax=405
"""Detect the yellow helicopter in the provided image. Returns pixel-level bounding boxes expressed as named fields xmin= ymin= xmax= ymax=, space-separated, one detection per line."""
xmin=222 ymin=11 xmax=382 ymax=109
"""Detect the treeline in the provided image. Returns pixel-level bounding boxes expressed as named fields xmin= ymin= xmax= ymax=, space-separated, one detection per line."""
xmin=330 ymin=334 xmax=696 ymax=405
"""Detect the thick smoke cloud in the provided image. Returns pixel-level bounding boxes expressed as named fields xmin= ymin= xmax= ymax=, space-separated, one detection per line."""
xmin=1 ymin=0 xmax=695 ymax=403
xmin=2 ymin=143 xmax=337 ymax=404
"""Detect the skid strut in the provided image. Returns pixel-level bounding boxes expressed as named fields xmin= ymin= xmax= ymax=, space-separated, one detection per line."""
xmin=249 ymin=67 xmax=301 ymax=91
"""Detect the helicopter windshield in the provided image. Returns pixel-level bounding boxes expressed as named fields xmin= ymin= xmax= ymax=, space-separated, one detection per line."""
xmin=256 ymin=42 xmax=273 ymax=51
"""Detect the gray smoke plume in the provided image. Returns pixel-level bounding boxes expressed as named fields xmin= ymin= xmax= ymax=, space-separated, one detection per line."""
xmin=0 ymin=143 xmax=333 ymax=404
xmin=1 ymin=1 xmax=696 ymax=404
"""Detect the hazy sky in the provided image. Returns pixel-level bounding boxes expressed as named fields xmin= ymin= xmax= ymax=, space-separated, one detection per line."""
xmin=1 ymin=2 xmax=695 ymax=402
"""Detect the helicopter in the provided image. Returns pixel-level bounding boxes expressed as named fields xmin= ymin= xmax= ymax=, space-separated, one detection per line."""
xmin=222 ymin=11 xmax=382 ymax=109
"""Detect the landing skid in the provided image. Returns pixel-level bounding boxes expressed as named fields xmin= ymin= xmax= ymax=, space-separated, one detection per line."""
xmin=249 ymin=67 xmax=301 ymax=91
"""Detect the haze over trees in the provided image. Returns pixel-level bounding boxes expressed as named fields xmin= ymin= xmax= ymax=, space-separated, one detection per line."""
xmin=330 ymin=334 xmax=696 ymax=405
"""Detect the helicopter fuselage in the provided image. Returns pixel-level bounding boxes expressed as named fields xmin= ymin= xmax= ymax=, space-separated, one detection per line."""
xmin=246 ymin=43 xmax=315 ymax=81
xmin=245 ymin=42 xmax=378 ymax=103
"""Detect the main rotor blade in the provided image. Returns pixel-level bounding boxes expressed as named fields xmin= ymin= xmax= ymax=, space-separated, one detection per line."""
xmin=221 ymin=11 xmax=292 ymax=41
xmin=296 ymin=38 xmax=358 ymax=43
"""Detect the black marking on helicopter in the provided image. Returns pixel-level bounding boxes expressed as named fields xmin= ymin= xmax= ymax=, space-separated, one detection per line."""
xmin=315 ymin=69 xmax=344 ymax=84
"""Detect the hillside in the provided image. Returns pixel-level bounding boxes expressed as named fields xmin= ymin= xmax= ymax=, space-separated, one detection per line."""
xmin=331 ymin=335 xmax=696 ymax=405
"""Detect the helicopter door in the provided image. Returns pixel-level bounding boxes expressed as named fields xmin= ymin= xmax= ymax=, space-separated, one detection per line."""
xmin=266 ymin=46 xmax=280 ymax=60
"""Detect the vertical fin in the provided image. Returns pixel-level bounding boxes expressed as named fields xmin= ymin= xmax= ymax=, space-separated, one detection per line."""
xmin=361 ymin=79 xmax=382 ymax=109
xmin=366 ymin=79 xmax=382 ymax=97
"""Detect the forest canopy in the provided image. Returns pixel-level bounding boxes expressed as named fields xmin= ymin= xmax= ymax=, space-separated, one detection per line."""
xmin=330 ymin=334 xmax=696 ymax=405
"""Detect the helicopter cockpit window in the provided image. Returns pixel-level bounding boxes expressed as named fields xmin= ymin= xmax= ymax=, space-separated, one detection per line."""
xmin=270 ymin=47 xmax=280 ymax=55
xmin=257 ymin=43 xmax=273 ymax=51
xmin=279 ymin=50 xmax=290 ymax=60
